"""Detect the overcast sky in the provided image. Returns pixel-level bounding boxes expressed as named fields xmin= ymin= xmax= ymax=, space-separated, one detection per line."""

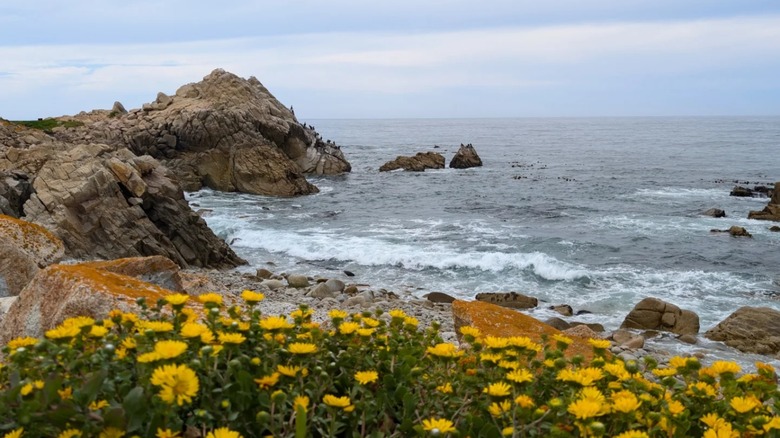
xmin=2 ymin=1 xmax=780 ymax=119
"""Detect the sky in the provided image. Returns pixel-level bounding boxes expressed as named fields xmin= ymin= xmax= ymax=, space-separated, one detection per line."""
xmin=1 ymin=1 xmax=780 ymax=119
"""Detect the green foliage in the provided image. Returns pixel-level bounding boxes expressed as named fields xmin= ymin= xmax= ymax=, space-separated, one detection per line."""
xmin=0 ymin=291 xmax=778 ymax=438
xmin=9 ymin=119 xmax=84 ymax=130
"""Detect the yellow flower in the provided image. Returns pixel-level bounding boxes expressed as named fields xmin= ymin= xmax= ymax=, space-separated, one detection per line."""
xmin=552 ymin=333 xmax=573 ymax=345
xmin=58 ymin=387 xmax=73 ymax=400
xmin=45 ymin=324 xmax=81 ymax=340
xmin=218 ymin=332 xmax=246 ymax=345
xmin=706 ymin=360 xmax=742 ymax=376
xmin=278 ymin=365 xmax=304 ymax=377
xmin=436 ymin=383 xmax=453 ymax=394
xmin=498 ymin=360 xmax=520 ymax=370
xmin=164 ymin=293 xmax=190 ymax=306
xmin=730 ymin=395 xmax=761 ymax=413
xmin=756 ymin=362 xmax=776 ymax=375
xmin=668 ymin=399 xmax=685 ymax=416
xmin=323 ymin=394 xmax=354 ymax=412
xmin=293 ymin=395 xmax=309 ymax=413
xmin=603 ymin=362 xmax=631 ymax=380
xmin=426 ymin=343 xmax=463 ymax=358
xmin=20 ymin=383 xmax=33 ymax=396
xmin=288 ymin=342 xmax=317 ymax=354
xmin=614 ymin=432 xmax=649 ymax=438
xmin=155 ymin=429 xmax=181 ymax=438
xmin=502 ymin=427 xmax=514 ymax=436
xmin=669 ymin=356 xmax=698 ymax=369
xmin=337 ymin=321 xmax=360 ymax=334
xmin=507 ymin=336 xmax=542 ymax=352
xmin=483 ymin=381 xmax=512 ymax=397
xmin=197 ymin=293 xmax=223 ymax=305
xmin=150 ymin=364 xmax=199 ymax=406
xmin=484 ymin=336 xmax=510 ymax=349
xmin=180 ymin=322 xmax=209 ymax=338
xmin=260 ymin=315 xmax=293 ymax=331
xmin=557 ymin=367 xmax=604 ymax=386
xmin=137 ymin=321 xmax=174 ymax=333
xmin=579 ymin=387 xmax=606 ymax=404
xmin=290 ymin=308 xmax=313 ymax=319
xmin=764 ymin=416 xmax=780 ymax=432
xmin=611 ymin=390 xmax=641 ymax=413
xmin=459 ymin=325 xmax=482 ymax=339
xmin=354 ymin=370 xmax=379 ymax=385
xmin=421 ymin=418 xmax=456 ymax=434
xmin=57 ymin=429 xmax=81 ymax=438
xmin=515 ymin=395 xmax=534 ymax=408
xmin=362 ymin=317 xmax=380 ymax=328
xmin=652 ymin=367 xmax=678 ymax=377
xmin=388 ymin=309 xmax=407 ymax=319
xmin=687 ymin=381 xmax=717 ymax=398
xmin=205 ymin=428 xmax=242 ymax=438
xmin=3 ymin=428 xmax=23 ymax=438
xmin=701 ymin=413 xmax=725 ymax=429
xmin=254 ymin=372 xmax=280 ymax=389
xmin=403 ymin=316 xmax=419 ymax=327
xmin=241 ymin=289 xmax=265 ymax=303
xmin=89 ymin=399 xmax=109 ymax=410
xmin=480 ymin=353 xmax=503 ymax=363
xmin=357 ymin=328 xmax=375 ymax=337
xmin=588 ymin=338 xmax=611 ymax=349
xmin=88 ymin=325 xmax=109 ymax=338
xmin=328 ymin=309 xmax=348 ymax=319
xmin=567 ymin=398 xmax=604 ymax=419
xmin=506 ymin=369 xmax=533 ymax=384
xmin=98 ymin=427 xmax=125 ymax=438
xmin=7 ymin=337 xmax=37 ymax=350
xmin=703 ymin=421 xmax=738 ymax=438
xmin=138 ymin=340 xmax=189 ymax=363
xmin=488 ymin=400 xmax=513 ymax=417
xmin=121 ymin=337 xmax=137 ymax=349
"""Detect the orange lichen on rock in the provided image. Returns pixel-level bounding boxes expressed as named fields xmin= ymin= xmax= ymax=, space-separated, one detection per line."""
xmin=0 ymin=214 xmax=64 ymax=267
xmin=452 ymin=300 xmax=598 ymax=360
xmin=79 ymin=256 xmax=184 ymax=292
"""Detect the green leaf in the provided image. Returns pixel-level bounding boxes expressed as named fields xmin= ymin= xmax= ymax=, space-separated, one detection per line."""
xmin=122 ymin=386 xmax=146 ymax=432
xmin=295 ymin=405 xmax=307 ymax=438
xmin=75 ymin=369 xmax=108 ymax=404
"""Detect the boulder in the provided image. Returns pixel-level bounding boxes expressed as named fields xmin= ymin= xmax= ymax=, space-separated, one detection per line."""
xmin=0 ymin=215 xmax=65 ymax=297
xmin=379 ymin=152 xmax=445 ymax=172
xmin=544 ymin=317 xmax=570 ymax=330
xmin=449 ymin=143 xmax=483 ymax=169
xmin=256 ymin=268 xmax=274 ymax=279
xmin=770 ymin=226 xmax=780 ymax=232
xmin=475 ymin=292 xmax=538 ymax=309
xmin=78 ymin=256 xmax=184 ymax=292
xmin=308 ymin=282 xmax=338 ymax=299
xmin=286 ymin=274 xmax=310 ymax=288
xmin=0 ymin=263 xmax=178 ymax=343
xmin=324 ymin=278 xmax=345 ymax=293
xmin=118 ymin=69 xmax=350 ymax=195
xmin=550 ymin=304 xmax=573 ymax=317
xmin=563 ymin=324 xmax=602 ymax=340
xmin=424 ymin=291 xmax=457 ymax=304
xmin=620 ymin=297 xmax=699 ymax=335
xmin=452 ymin=300 xmax=598 ymax=360
xmin=730 ymin=186 xmax=754 ymax=197
xmin=705 ymin=307 xmax=780 ymax=356
xmin=702 ymin=208 xmax=726 ymax=218
xmin=111 ymin=101 xmax=127 ymax=115
xmin=748 ymin=182 xmax=780 ymax=221
xmin=728 ymin=226 xmax=752 ymax=237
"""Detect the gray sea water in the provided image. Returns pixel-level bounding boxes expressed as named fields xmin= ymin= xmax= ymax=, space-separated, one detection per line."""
xmin=189 ymin=117 xmax=780 ymax=363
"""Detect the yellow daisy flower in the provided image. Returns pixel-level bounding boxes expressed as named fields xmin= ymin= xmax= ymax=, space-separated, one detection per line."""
xmin=218 ymin=332 xmax=246 ymax=345
xmin=288 ymin=342 xmax=317 ymax=354
xmin=483 ymin=381 xmax=512 ymax=397
xmin=164 ymin=293 xmax=189 ymax=306
xmin=354 ymin=370 xmax=379 ymax=385
xmin=426 ymin=343 xmax=463 ymax=358
xmin=260 ymin=316 xmax=293 ymax=331
xmin=323 ymin=394 xmax=354 ymax=412
xmin=205 ymin=428 xmax=242 ymax=438
xmin=197 ymin=293 xmax=223 ymax=305
xmin=421 ymin=418 xmax=456 ymax=434
xmin=150 ymin=364 xmax=199 ymax=406
xmin=240 ymin=289 xmax=265 ymax=303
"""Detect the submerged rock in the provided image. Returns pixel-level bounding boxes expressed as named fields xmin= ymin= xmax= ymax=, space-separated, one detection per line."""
xmin=702 ymin=208 xmax=726 ymax=218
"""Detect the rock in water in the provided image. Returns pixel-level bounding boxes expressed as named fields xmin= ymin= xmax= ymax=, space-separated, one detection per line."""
xmin=475 ymin=292 xmax=538 ymax=309
xmin=449 ymin=143 xmax=483 ymax=169
xmin=748 ymin=182 xmax=780 ymax=221
xmin=702 ymin=208 xmax=726 ymax=218
xmin=379 ymin=152 xmax=445 ymax=172
xmin=118 ymin=69 xmax=350 ymax=195
xmin=705 ymin=306 xmax=780 ymax=356
xmin=620 ymin=297 xmax=699 ymax=335
xmin=728 ymin=226 xmax=752 ymax=237
xmin=730 ymin=185 xmax=754 ymax=197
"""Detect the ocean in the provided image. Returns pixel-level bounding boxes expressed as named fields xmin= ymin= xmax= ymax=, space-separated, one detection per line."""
xmin=188 ymin=117 xmax=780 ymax=363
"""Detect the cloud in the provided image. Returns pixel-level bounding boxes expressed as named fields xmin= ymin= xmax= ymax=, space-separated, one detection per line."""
xmin=1 ymin=14 xmax=779 ymax=118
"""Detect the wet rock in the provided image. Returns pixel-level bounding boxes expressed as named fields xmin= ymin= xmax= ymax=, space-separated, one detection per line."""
xmin=620 ymin=297 xmax=699 ymax=335
xmin=379 ymin=152 xmax=445 ymax=172
xmin=770 ymin=226 xmax=780 ymax=232
xmin=550 ymin=304 xmax=573 ymax=317
xmin=545 ymin=317 xmax=571 ymax=331
xmin=262 ymin=279 xmax=285 ymax=290
xmin=748 ymin=182 xmax=780 ymax=221
xmin=678 ymin=334 xmax=697 ymax=345
xmin=475 ymin=292 xmax=538 ymax=309
xmin=308 ymin=282 xmax=338 ymax=299
xmin=705 ymin=306 xmax=780 ymax=356
xmin=728 ymin=226 xmax=752 ymax=237
xmin=449 ymin=143 xmax=483 ymax=169
xmin=702 ymin=208 xmax=726 ymax=218
xmin=730 ymin=186 xmax=754 ymax=197
xmin=343 ymin=285 xmax=359 ymax=295
xmin=424 ymin=292 xmax=457 ymax=304
xmin=563 ymin=324 xmax=602 ymax=340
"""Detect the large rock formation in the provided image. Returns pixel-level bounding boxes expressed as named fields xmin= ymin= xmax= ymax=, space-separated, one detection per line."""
xmin=0 ymin=121 xmax=244 ymax=268
xmin=449 ymin=143 xmax=483 ymax=169
xmin=748 ymin=182 xmax=780 ymax=221
xmin=705 ymin=307 xmax=780 ymax=357
xmin=72 ymin=69 xmax=350 ymax=196
xmin=620 ymin=297 xmax=699 ymax=335
xmin=0 ymin=171 xmax=32 ymax=217
xmin=0 ymin=215 xmax=65 ymax=297
xmin=379 ymin=152 xmax=445 ymax=172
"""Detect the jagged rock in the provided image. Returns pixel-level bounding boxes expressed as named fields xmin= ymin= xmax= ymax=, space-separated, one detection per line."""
xmin=0 ymin=215 xmax=65 ymax=297
xmin=424 ymin=292 xmax=457 ymax=304
xmin=0 ymin=263 xmax=178 ymax=343
xmin=111 ymin=101 xmax=127 ymax=115
xmin=749 ymin=182 xmax=780 ymax=221
xmin=728 ymin=226 xmax=752 ymax=237
xmin=452 ymin=300 xmax=597 ymax=360
xmin=475 ymin=292 xmax=538 ymax=309
xmin=116 ymin=69 xmax=350 ymax=195
xmin=620 ymin=297 xmax=699 ymax=335
xmin=705 ymin=306 xmax=780 ymax=356
xmin=14 ymin=143 xmax=244 ymax=268
xmin=379 ymin=152 xmax=445 ymax=172
xmin=449 ymin=143 xmax=483 ymax=169
xmin=702 ymin=208 xmax=726 ymax=218
xmin=0 ymin=171 xmax=32 ymax=218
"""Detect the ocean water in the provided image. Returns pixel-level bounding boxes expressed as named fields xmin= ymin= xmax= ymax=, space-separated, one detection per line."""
xmin=188 ymin=117 xmax=780 ymax=363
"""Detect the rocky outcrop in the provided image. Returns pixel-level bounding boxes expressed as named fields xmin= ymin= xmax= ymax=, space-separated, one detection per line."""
xmin=620 ymin=297 xmax=699 ymax=335
xmin=379 ymin=152 xmax=445 ymax=172
xmin=705 ymin=307 xmax=780 ymax=357
xmin=78 ymin=256 xmax=185 ymax=292
xmin=0 ymin=263 xmax=178 ymax=343
xmin=0 ymin=171 xmax=32 ymax=218
xmin=77 ymin=69 xmax=350 ymax=196
xmin=475 ymin=292 xmax=538 ymax=309
xmin=730 ymin=186 xmax=755 ymax=197
xmin=449 ymin=143 xmax=482 ymax=169
xmin=452 ymin=300 xmax=597 ymax=360
xmin=0 ymin=215 xmax=65 ymax=297
xmin=748 ymin=182 xmax=780 ymax=221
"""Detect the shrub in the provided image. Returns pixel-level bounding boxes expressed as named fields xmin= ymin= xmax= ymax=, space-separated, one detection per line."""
xmin=0 ymin=292 xmax=778 ymax=437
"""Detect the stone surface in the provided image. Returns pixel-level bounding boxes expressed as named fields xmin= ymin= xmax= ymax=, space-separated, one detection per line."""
xmin=705 ymin=306 xmax=780 ymax=356
xmin=424 ymin=292 xmax=457 ymax=304
xmin=449 ymin=143 xmax=483 ymax=169
xmin=730 ymin=186 xmax=754 ymax=197
xmin=324 ymin=278 xmax=345 ymax=293
xmin=728 ymin=226 xmax=752 ymax=237
xmin=544 ymin=317 xmax=570 ymax=331
xmin=475 ymin=292 xmax=538 ymax=309
xmin=620 ymin=297 xmax=700 ymax=335
xmin=256 ymin=268 xmax=274 ymax=279
xmin=551 ymin=304 xmax=573 ymax=317
xmin=563 ymin=324 xmax=602 ymax=340
xmin=309 ymin=282 xmax=338 ymax=299
xmin=262 ymin=279 xmax=285 ymax=290
xmin=379 ymin=152 xmax=445 ymax=172
xmin=0 ymin=263 xmax=178 ymax=343
xmin=0 ymin=171 xmax=32 ymax=218
xmin=286 ymin=274 xmax=310 ymax=288
xmin=748 ymin=182 xmax=780 ymax=221
xmin=0 ymin=215 xmax=65 ymax=297
xmin=78 ymin=256 xmax=184 ymax=292
xmin=452 ymin=300 xmax=598 ymax=360
xmin=702 ymin=208 xmax=726 ymax=218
